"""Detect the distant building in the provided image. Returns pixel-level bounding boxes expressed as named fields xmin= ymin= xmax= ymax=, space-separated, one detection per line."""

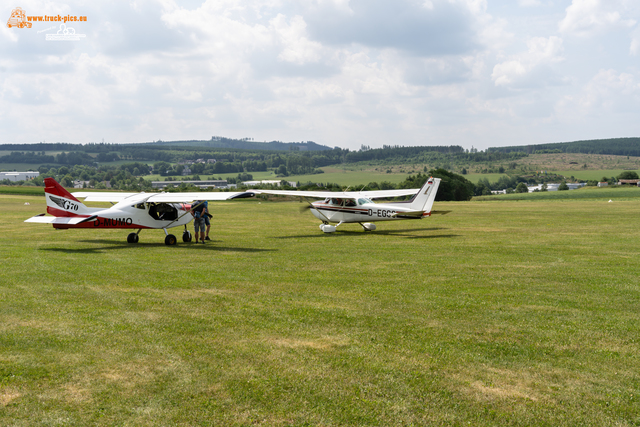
xmin=527 ymin=183 xmax=586 ymax=192
xmin=0 ymin=171 xmax=39 ymax=181
xmin=152 ymin=180 xmax=228 ymax=189
xmin=242 ymin=180 xmax=297 ymax=188
xmin=617 ymin=179 xmax=640 ymax=186
xmin=598 ymin=182 xmax=608 ymax=187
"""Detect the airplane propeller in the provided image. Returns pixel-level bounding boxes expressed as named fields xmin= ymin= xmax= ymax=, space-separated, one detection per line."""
xmin=299 ymin=204 xmax=312 ymax=213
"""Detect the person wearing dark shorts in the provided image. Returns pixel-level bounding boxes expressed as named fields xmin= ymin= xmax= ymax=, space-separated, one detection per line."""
xmin=192 ymin=201 xmax=207 ymax=244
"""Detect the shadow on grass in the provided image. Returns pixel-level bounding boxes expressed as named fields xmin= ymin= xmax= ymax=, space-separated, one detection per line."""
xmin=275 ymin=227 xmax=458 ymax=240
xmin=39 ymin=239 xmax=275 ymax=253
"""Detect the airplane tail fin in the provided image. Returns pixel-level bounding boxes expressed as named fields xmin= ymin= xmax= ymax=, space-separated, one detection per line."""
xmin=44 ymin=178 xmax=91 ymax=217
xmin=408 ymin=177 xmax=441 ymax=213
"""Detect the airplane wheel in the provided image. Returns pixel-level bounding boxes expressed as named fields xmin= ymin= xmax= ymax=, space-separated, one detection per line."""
xmin=182 ymin=231 xmax=192 ymax=242
xmin=127 ymin=233 xmax=139 ymax=243
xmin=165 ymin=234 xmax=177 ymax=246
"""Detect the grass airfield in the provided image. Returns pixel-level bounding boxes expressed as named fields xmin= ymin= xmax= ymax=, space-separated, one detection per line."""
xmin=2 ymin=192 xmax=640 ymax=426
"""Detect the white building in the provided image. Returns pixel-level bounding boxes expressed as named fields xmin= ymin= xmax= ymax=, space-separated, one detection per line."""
xmin=0 ymin=171 xmax=39 ymax=181
xmin=527 ymin=183 xmax=586 ymax=192
xmin=242 ymin=180 xmax=297 ymax=187
xmin=152 ymin=180 xmax=228 ymax=189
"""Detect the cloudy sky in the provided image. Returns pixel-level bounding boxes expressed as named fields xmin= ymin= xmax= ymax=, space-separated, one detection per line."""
xmin=1 ymin=0 xmax=639 ymax=150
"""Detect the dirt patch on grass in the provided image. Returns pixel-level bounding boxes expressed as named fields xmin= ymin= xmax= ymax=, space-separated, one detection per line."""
xmin=63 ymin=383 xmax=92 ymax=404
xmin=0 ymin=389 xmax=21 ymax=406
xmin=161 ymin=287 xmax=232 ymax=301
xmin=470 ymin=380 xmax=539 ymax=401
xmin=457 ymin=368 xmax=549 ymax=403
xmin=269 ymin=336 xmax=351 ymax=351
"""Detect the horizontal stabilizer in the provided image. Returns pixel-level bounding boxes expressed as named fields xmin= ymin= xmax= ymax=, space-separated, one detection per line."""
xmin=25 ymin=215 xmax=94 ymax=225
xmin=391 ymin=210 xmax=425 ymax=218
xmin=78 ymin=215 xmax=98 ymax=224
xmin=390 ymin=209 xmax=451 ymax=219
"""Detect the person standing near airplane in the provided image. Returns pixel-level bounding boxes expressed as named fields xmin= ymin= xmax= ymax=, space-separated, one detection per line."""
xmin=203 ymin=201 xmax=212 ymax=241
xmin=192 ymin=200 xmax=207 ymax=244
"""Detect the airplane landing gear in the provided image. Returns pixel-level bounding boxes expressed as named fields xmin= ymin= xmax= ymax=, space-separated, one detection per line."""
xmin=127 ymin=232 xmax=139 ymax=243
xmin=165 ymin=234 xmax=177 ymax=245
xmin=182 ymin=230 xmax=192 ymax=242
xmin=359 ymin=222 xmax=376 ymax=231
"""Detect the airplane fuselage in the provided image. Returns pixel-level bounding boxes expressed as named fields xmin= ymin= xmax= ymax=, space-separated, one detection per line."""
xmin=49 ymin=200 xmax=193 ymax=230
xmin=310 ymin=199 xmax=429 ymax=224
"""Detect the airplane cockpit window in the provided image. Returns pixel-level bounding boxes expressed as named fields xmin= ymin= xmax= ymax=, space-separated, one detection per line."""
xmin=331 ymin=198 xmax=343 ymax=206
xmin=345 ymin=199 xmax=356 ymax=207
xmin=148 ymin=203 xmax=178 ymax=221
xmin=134 ymin=203 xmax=145 ymax=210
xmin=358 ymin=198 xmax=373 ymax=205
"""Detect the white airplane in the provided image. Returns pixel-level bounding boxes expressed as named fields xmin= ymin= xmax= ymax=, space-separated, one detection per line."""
xmin=25 ymin=178 xmax=255 ymax=245
xmin=252 ymin=177 xmax=446 ymax=232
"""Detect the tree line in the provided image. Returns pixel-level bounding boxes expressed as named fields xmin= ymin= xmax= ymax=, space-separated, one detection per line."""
xmin=487 ymin=137 xmax=640 ymax=156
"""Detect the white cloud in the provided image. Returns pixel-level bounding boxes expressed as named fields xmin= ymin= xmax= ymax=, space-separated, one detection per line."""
xmin=271 ymin=15 xmax=323 ymax=65
xmin=577 ymin=69 xmax=640 ymax=110
xmin=559 ymin=0 xmax=636 ymax=37
xmin=492 ymin=36 xmax=564 ymax=87
xmin=631 ymin=27 xmax=640 ymax=55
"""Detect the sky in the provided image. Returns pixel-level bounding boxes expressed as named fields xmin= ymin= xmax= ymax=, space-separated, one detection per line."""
xmin=1 ymin=0 xmax=639 ymax=151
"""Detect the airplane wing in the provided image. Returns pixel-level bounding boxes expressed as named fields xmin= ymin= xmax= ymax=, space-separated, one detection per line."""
xmin=71 ymin=192 xmax=141 ymax=202
xmin=72 ymin=191 xmax=255 ymax=203
xmin=250 ymin=188 xmax=420 ymax=199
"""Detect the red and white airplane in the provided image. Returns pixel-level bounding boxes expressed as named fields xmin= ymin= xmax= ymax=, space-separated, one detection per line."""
xmin=25 ymin=178 xmax=254 ymax=245
xmin=252 ymin=177 xmax=445 ymax=232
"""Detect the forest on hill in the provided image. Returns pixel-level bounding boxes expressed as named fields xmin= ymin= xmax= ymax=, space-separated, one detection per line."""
xmin=487 ymin=137 xmax=640 ymax=156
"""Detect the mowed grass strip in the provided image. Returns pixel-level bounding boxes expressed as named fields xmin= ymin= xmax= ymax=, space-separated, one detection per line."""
xmin=1 ymin=194 xmax=640 ymax=426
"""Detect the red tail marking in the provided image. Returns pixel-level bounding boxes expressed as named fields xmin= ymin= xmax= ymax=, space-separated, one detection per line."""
xmin=44 ymin=178 xmax=81 ymax=203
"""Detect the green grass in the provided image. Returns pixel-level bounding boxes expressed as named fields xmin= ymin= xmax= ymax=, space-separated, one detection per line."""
xmin=2 ymin=194 xmax=640 ymax=425
xmin=0 ymin=185 xmax=45 ymax=196
xmin=474 ymin=185 xmax=640 ymax=201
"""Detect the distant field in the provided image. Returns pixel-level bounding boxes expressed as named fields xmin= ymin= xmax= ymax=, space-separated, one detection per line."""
xmin=0 ymin=163 xmax=42 ymax=172
xmin=549 ymin=169 xmax=632 ymax=181
xmin=463 ymin=173 xmax=508 ymax=183
xmin=474 ymin=185 xmax=640 ymax=201
xmin=0 ymin=185 xmax=44 ymax=196
xmin=217 ymin=170 xmax=416 ymax=186
xmin=2 ymin=194 xmax=640 ymax=425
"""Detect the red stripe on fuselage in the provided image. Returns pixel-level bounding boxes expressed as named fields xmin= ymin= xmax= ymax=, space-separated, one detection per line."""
xmin=52 ymin=216 xmax=151 ymax=229
xmin=313 ymin=204 xmax=369 ymax=214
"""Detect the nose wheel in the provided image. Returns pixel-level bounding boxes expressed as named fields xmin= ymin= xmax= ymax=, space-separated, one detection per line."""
xmin=127 ymin=231 xmax=140 ymax=243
